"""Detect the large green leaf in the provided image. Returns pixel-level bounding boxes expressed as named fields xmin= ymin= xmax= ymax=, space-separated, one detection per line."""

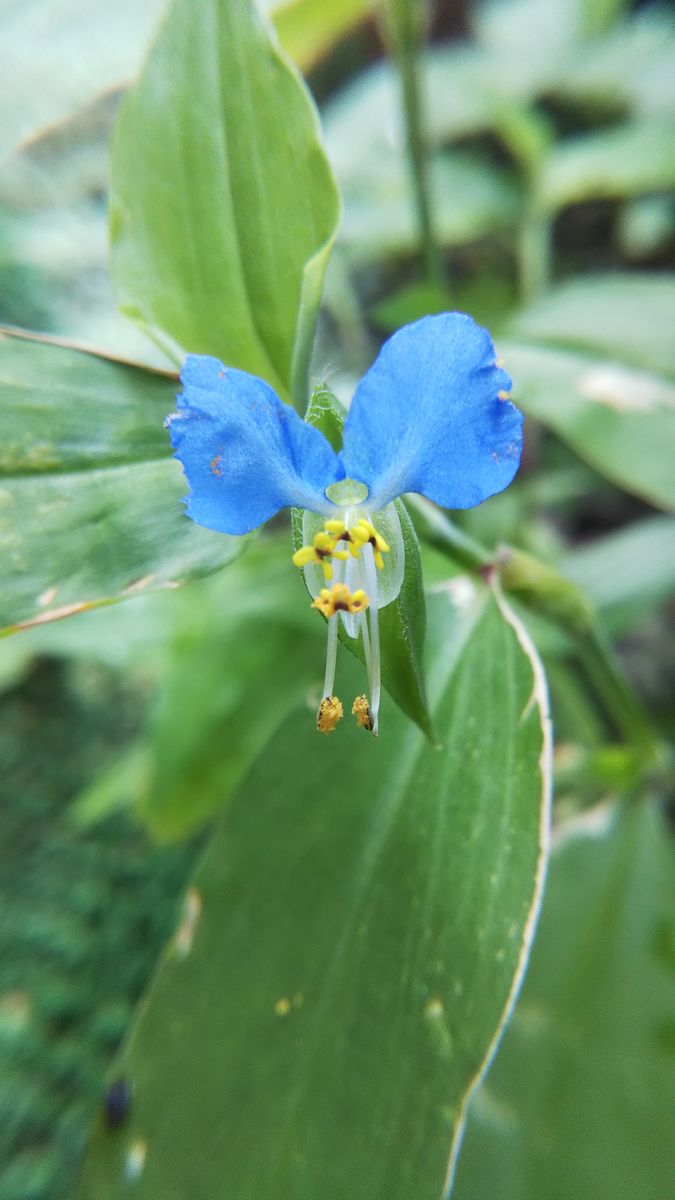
xmin=0 ymin=0 xmax=166 ymax=160
xmin=536 ymin=121 xmax=675 ymax=215
xmin=77 ymin=584 xmax=551 ymax=1200
xmin=508 ymin=273 xmax=675 ymax=377
xmin=110 ymin=0 xmax=340 ymax=407
xmin=0 ymin=329 xmax=248 ymax=634
xmin=141 ymin=538 xmax=324 ymax=839
xmin=503 ymin=339 xmax=675 ymax=512
xmin=453 ymin=801 xmax=674 ymax=1200
xmin=0 ymin=0 xmax=370 ymax=164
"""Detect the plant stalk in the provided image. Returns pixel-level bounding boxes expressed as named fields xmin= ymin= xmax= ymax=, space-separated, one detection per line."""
xmin=410 ymin=497 xmax=657 ymax=759
xmin=385 ymin=0 xmax=444 ymax=289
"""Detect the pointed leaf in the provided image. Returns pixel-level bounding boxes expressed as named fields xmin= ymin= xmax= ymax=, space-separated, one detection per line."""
xmin=77 ymin=585 xmax=551 ymax=1200
xmin=0 ymin=330 xmax=249 ymax=635
xmin=110 ymin=0 xmax=340 ymax=406
xmin=453 ymin=801 xmax=674 ymax=1200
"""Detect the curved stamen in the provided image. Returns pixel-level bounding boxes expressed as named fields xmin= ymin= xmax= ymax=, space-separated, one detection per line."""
xmin=361 ymin=542 xmax=381 ymax=734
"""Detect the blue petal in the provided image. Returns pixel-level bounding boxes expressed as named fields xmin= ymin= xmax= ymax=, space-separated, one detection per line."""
xmin=167 ymin=356 xmax=342 ymax=534
xmin=340 ymin=313 xmax=523 ymax=511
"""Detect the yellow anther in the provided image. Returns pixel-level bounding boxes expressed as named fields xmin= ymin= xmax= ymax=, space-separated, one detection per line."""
xmin=351 ymin=519 xmax=390 ymax=570
xmin=317 ymin=695 xmax=343 ymax=734
xmin=352 ymin=694 xmax=375 ymax=732
xmin=292 ymin=531 xmax=346 ymax=580
xmin=311 ymin=583 xmax=369 ymax=619
xmin=325 ymin=519 xmax=347 ymax=537
xmin=324 ymin=517 xmax=390 ymax=568
xmin=293 ymin=545 xmax=320 ymax=567
xmin=324 ymin=518 xmax=362 ymax=559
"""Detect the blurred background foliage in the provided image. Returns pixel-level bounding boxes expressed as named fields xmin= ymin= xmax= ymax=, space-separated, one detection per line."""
xmin=0 ymin=0 xmax=673 ymax=1196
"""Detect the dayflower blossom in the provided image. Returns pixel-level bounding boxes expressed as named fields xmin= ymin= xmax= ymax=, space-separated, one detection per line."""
xmin=167 ymin=313 xmax=523 ymax=735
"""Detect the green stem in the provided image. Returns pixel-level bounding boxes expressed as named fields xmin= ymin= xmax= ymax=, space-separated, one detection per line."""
xmin=410 ymin=498 xmax=657 ymax=759
xmin=496 ymin=107 xmax=553 ymax=301
xmin=385 ymin=0 xmax=443 ymax=288
xmin=518 ymin=210 xmax=552 ymax=302
xmin=407 ymin=495 xmax=491 ymax=573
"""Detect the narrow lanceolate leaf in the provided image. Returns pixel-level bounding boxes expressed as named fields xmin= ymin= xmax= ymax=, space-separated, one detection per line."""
xmin=503 ymin=340 xmax=675 ymax=512
xmin=77 ymin=584 xmax=552 ymax=1200
xmin=0 ymin=330 xmax=248 ymax=635
xmin=453 ymin=801 xmax=674 ymax=1200
xmin=110 ymin=0 xmax=340 ymax=407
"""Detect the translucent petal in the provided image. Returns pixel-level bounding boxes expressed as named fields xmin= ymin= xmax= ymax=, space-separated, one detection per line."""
xmin=301 ymin=502 xmax=405 ymax=637
xmin=340 ymin=313 xmax=523 ymax=511
xmin=168 ymin=356 xmax=342 ymax=535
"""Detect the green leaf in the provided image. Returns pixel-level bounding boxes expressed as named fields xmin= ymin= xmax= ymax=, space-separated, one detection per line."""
xmin=508 ymin=273 xmax=675 ymax=377
xmin=77 ymin=585 xmax=551 ymax=1200
xmin=554 ymin=8 xmax=675 ymax=119
xmin=141 ymin=537 xmax=324 ymax=840
xmin=618 ymin=195 xmax=675 ymax=261
xmin=563 ymin=516 xmax=675 ymax=634
xmin=0 ymin=330 xmax=249 ymax=635
xmin=110 ymin=0 xmax=340 ymax=407
xmin=0 ymin=0 xmax=166 ymax=160
xmin=333 ymin=147 xmax=520 ymax=262
xmin=302 ymin=379 xmax=347 ymax=452
xmin=266 ymin=0 xmax=377 ymax=72
xmin=536 ymin=121 xmax=675 ymax=215
xmin=502 ymin=338 xmax=675 ymax=512
xmin=453 ymin=801 xmax=674 ymax=1200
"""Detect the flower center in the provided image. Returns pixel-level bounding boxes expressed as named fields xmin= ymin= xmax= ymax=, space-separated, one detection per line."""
xmin=292 ymin=510 xmax=390 ymax=736
xmin=325 ymin=478 xmax=369 ymax=507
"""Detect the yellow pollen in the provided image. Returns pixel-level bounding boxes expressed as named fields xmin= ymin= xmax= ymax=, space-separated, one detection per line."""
xmin=325 ymin=519 xmax=347 ymax=537
xmin=351 ymin=519 xmax=390 ymax=569
xmin=323 ymin=518 xmax=390 ymax=568
xmin=324 ymin=518 xmax=363 ymax=559
xmin=352 ymin=694 xmax=375 ymax=732
xmin=311 ymin=583 xmax=369 ymax=619
xmin=292 ymin=531 xmax=348 ymax=580
xmin=317 ymin=695 xmax=343 ymax=734
xmin=498 ymin=389 xmax=511 ymax=401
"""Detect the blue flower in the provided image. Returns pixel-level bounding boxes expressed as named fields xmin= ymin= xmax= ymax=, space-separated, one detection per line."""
xmin=167 ymin=313 xmax=523 ymax=734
